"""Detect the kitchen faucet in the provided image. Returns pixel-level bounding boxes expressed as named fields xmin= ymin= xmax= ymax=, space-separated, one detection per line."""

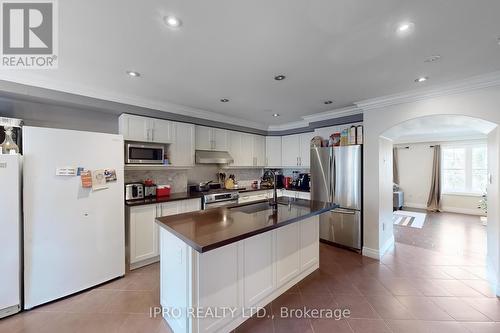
xmin=268 ymin=169 xmax=279 ymax=212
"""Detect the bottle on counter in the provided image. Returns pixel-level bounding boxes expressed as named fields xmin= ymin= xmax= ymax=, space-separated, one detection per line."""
xmin=1 ymin=127 xmax=19 ymax=154
xmin=348 ymin=126 xmax=357 ymax=145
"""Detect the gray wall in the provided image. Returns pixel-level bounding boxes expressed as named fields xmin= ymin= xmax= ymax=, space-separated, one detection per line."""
xmin=0 ymin=80 xmax=362 ymax=136
xmin=0 ymin=97 xmax=118 ymax=133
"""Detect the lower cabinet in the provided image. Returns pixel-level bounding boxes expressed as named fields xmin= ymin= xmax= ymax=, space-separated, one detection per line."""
xmin=159 ymin=215 xmax=320 ymax=333
xmin=281 ymin=190 xmax=311 ymax=200
xmin=276 ymin=222 xmax=300 ymax=287
xmin=128 ymin=198 xmax=201 ymax=270
xmin=129 ymin=204 xmax=159 ymax=265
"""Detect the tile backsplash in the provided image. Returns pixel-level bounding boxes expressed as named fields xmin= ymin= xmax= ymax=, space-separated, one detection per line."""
xmin=124 ymin=166 xmax=265 ymax=193
xmin=125 ymin=170 xmax=188 ymax=193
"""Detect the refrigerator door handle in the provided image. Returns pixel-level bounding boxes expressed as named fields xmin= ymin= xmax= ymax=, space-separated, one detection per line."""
xmin=330 ymin=208 xmax=356 ymax=215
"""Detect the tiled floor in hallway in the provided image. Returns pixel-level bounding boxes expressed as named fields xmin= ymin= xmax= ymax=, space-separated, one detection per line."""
xmin=1 ymin=212 xmax=498 ymax=333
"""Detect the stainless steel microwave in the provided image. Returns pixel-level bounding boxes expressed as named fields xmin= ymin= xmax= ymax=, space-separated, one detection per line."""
xmin=126 ymin=143 xmax=164 ymax=164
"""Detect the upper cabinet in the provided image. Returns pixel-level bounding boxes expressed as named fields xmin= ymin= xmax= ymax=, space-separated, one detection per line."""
xmin=195 ymin=126 xmax=228 ymax=151
xmin=170 ymin=122 xmax=195 ymax=167
xmin=265 ymin=136 xmax=282 ymax=167
xmin=281 ymin=132 xmax=313 ymax=167
xmin=119 ymin=114 xmax=172 ymax=144
xmin=227 ymin=131 xmax=266 ymax=167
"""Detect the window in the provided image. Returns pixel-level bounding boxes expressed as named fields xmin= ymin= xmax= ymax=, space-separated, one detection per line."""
xmin=442 ymin=143 xmax=487 ymax=195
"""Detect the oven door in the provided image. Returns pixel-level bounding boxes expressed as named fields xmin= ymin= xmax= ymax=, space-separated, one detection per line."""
xmin=126 ymin=143 xmax=164 ymax=164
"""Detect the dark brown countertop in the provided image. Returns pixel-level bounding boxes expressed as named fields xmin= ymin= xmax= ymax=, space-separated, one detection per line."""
xmin=239 ymin=186 xmax=310 ymax=193
xmin=125 ymin=192 xmax=203 ymax=206
xmin=155 ymin=198 xmax=335 ymax=253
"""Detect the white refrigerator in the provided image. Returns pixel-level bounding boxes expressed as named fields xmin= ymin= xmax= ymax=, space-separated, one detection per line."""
xmin=0 ymin=154 xmax=21 ymax=318
xmin=23 ymin=127 xmax=125 ymax=309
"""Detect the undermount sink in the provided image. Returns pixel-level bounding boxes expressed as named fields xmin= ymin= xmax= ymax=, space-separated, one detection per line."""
xmin=229 ymin=201 xmax=289 ymax=214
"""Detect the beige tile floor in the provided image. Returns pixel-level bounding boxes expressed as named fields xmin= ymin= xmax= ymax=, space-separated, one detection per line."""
xmin=1 ymin=212 xmax=499 ymax=333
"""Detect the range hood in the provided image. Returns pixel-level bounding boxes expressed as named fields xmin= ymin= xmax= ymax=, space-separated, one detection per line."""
xmin=195 ymin=150 xmax=234 ymax=164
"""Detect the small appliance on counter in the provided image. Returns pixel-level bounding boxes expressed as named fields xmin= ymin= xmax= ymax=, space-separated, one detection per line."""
xmin=125 ymin=183 xmax=144 ymax=200
xmin=156 ymin=185 xmax=171 ymax=197
xmin=143 ymin=179 xmax=157 ymax=198
xmin=297 ymin=173 xmax=310 ymax=191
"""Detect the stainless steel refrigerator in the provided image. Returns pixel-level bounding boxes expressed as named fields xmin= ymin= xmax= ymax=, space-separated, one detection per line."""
xmin=311 ymin=145 xmax=362 ymax=250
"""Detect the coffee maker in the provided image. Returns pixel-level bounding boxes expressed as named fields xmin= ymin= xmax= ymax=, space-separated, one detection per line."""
xmin=297 ymin=173 xmax=310 ymax=191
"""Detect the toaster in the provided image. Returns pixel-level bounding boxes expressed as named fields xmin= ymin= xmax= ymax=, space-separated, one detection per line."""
xmin=125 ymin=183 xmax=144 ymax=200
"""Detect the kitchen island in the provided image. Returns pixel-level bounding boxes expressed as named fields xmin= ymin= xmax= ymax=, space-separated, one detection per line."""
xmin=155 ymin=198 xmax=334 ymax=333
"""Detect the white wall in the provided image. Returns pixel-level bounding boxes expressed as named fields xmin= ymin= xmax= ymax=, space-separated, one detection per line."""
xmin=363 ymin=85 xmax=500 ymax=294
xmin=396 ymin=141 xmax=486 ymax=216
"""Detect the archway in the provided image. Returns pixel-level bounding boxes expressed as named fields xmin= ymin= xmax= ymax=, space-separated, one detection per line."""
xmin=361 ymin=85 xmax=500 ymax=295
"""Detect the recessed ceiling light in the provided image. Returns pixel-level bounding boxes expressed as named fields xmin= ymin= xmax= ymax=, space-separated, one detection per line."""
xmin=396 ymin=21 xmax=415 ymax=35
xmin=272 ymin=113 xmax=280 ymax=117
xmin=424 ymin=55 xmax=441 ymax=63
xmin=324 ymin=100 xmax=333 ymax=105
xmin=126 ymin=71 xmax=141 ymax=77
xmin=415 ymin=76 xmax=428 ymax=83
xmin=163 ymin=15 xmax=182 ymax=28
xmin=274 ymin=75 xmax=286 ymax=81
xmin=220 ymin=98 xmax=229 ymax=103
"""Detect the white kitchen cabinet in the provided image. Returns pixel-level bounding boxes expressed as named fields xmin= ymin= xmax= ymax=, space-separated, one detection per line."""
xmin=299 ymin=132 xmax=312 ymax=167
xmin=128 ymin=199 xmax=201 ymax=270
xmin=151 ymin=119 xmax=173 ymax=144
xmin=281 ymin=133 xmax=313 ymax=167
xmin=300 ymin=215 xmax=319 ymax=270
xmin=119 ymin=114 xmax=150 ymax=142
xmin=252 ymin=135 xmax=266 ymax=166
xmin=170 ymin=122 xmax=195 ymax=167
xmin=281 ymin=190 xmax=310 ymax=200
xmin=195 ymin=126 xmax=228 ymax=151
xmin=243 ymin=232 xmax=274 ymax=306
xmin=119 ymin=114 xmax=172 ymax=143
xmin=129 ymin=204 xmax=159 ymax=265
xmin=276 ymin=222 xmax=300 ymax=287
xmin=266 ymin=136 xmax=282 ymax=167
xmin=227 ymin=131 xmax=265 ymax=167
xmin=238 ymin=190 xmax=273 ymax=204
xmin=213 ymin=128 xmax=228 ymax=151
xmin=281 ymin=134 xmax=301 ymax=167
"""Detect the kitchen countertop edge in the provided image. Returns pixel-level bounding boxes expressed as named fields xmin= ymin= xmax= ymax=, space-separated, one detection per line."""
xmin=155 ymin=200 xmax=334 ymax=253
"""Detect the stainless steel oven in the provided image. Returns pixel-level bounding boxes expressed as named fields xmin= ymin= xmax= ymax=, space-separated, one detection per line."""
xmin=126 ymin=142 xmax=164 ymax=164
xmin=202 ymin=191 xmax=239 ymax=210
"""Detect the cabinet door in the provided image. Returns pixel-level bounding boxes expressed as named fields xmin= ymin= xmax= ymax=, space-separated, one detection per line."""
xmin=213 ymin=128 xmax=228 ymax=151
xmin=171 ymin=122 xmax=195 ymax=166
xmin=266 ymin=136 xmax=282 ymax=167
xmin=240 ymin=133 xmax=254 ymax=166
xmin=281 ymin=134 xmax=300 ymax=167
xmin=252 ymin=135 xmax=266 ymax=166
xmin=195 ymin=126 xmax=213 ymax=150
xmin=300 ymin=217 xmax=319 ymax=270
xmin=151 ymin=119 xmax=173 ymax=144
xmin=129 ymin=205 xmax=159 ymax=264
xmin=276 ymin=222 xmax=300 ymax=287
xmin=120 ymin=114 xmax=150 ymax=142
xmin=180 ymin=198 xmax=202 ymax=213
xmin=298 ymin=192 xmax=311 ymax=200
xmin=227 ymin=131 xmax=242 ymax=166
xmin=243 ymin=232 xmax=274 ymax=306
xmin=299 ymin=133 xmax=312 ymax=167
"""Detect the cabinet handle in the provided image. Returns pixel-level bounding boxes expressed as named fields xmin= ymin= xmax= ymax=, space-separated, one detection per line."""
xmin=299 ymin=157 xmax=302 ymax=166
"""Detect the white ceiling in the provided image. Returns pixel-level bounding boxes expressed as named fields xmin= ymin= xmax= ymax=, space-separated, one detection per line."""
xmin=1 ymin=0 xmax=500 ymax=129
xmin=383 ymin=115 xmax=497 ymax=143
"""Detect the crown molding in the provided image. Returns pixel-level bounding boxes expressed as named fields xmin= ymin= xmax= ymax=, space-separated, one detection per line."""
xmin=301 ymin=105 xmax=362 ymax=123
xmin=267 ymin=120 xmax=309 ymax=131
xmin=356 ymin=71 xmax=500 ymax=111
xmin=0 ymin=75 xmax=267 ymax=130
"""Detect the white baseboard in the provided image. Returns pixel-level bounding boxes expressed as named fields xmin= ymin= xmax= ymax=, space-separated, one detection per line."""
xmin=403 ymin=203 xmax=484 ymax=216
xmin=440 ymin=206 xmax=484 ymax=216
xmin=362 ymin=235 xmax=395 ymax=260
xmin=403 ymin=203 xmax=427 ymax=210
xmin=486 ymin=255 xmax=500 ymax=296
